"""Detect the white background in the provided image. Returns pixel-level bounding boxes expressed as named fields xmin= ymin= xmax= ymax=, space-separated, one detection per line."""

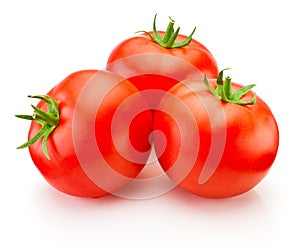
xmin=1 ymin=0 xmax=299 ymax=251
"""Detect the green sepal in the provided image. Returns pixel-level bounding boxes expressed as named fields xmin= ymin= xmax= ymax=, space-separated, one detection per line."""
xmin=204 ymin=69 xmax=257 ymax=105
xmin=16 ymin=95 xmax=60 ymax=160
xmin=136 ymin=14 xmax=196 ymax=49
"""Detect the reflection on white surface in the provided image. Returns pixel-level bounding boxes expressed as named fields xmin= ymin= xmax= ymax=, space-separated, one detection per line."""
xmin=17 ymin=183 xmax=272 ymax=251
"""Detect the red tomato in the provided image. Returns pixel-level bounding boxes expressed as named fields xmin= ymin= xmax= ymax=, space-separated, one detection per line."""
xmin=153 ymin=70 xmax=279 ymax=198
xmin=17 ymin=70 xmax=153 ymax=198
xmin=106 ymin=15 xmax=218 ymax=95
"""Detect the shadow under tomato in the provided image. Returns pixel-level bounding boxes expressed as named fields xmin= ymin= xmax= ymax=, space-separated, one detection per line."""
xmin=167 ymin=185 xmax=267 ymax=212
xmin=33 ymin=182 xmax=126 ymax=211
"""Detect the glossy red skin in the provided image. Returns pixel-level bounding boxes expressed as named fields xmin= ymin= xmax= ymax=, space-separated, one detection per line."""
xmin=106 ymin=31 xmax=218 ymax=92
xmin=153 ymin=79 xmax=279 ymax=198
xmin=28 ymin=70 xmax=153 ymax=198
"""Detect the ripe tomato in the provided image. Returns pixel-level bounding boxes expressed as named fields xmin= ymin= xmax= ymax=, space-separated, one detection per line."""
xmin=106 ymin=14 xmax=218 ymax=96
xmin=153 ymin=70 xmax=279 ymax=198
xmin=17 ymin=70 xmax=153 ymax=198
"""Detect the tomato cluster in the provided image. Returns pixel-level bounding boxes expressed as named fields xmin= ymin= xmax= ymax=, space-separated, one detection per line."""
xmin=17 ymin=15 xmax=279 ymax=199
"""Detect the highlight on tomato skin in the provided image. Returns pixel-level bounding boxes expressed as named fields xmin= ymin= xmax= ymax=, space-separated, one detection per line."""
xmin=153 ymin=72 xmax=279 ymax=199
xmin=16 ymin=70 xmax=153 ymax=198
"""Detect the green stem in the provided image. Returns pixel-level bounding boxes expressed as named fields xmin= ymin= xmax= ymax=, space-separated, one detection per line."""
xmin=15 ymin=95 xmax=60 ymax=160
xmin=136 ymin=14 xmax=196 ymax=49
xmin=204 ymin=69 xmax=257 ymax=105
xmin=162 ymin=16 xmax=175 ymax=43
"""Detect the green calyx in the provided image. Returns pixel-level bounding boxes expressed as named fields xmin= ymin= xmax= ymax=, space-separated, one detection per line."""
xmin=137 ymin=14 xmax=196 ymax=48
xmin=16 ymin=95 xmax=60 ymax=160
xmin=204 ymin=68 xmax=257 ymax=105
